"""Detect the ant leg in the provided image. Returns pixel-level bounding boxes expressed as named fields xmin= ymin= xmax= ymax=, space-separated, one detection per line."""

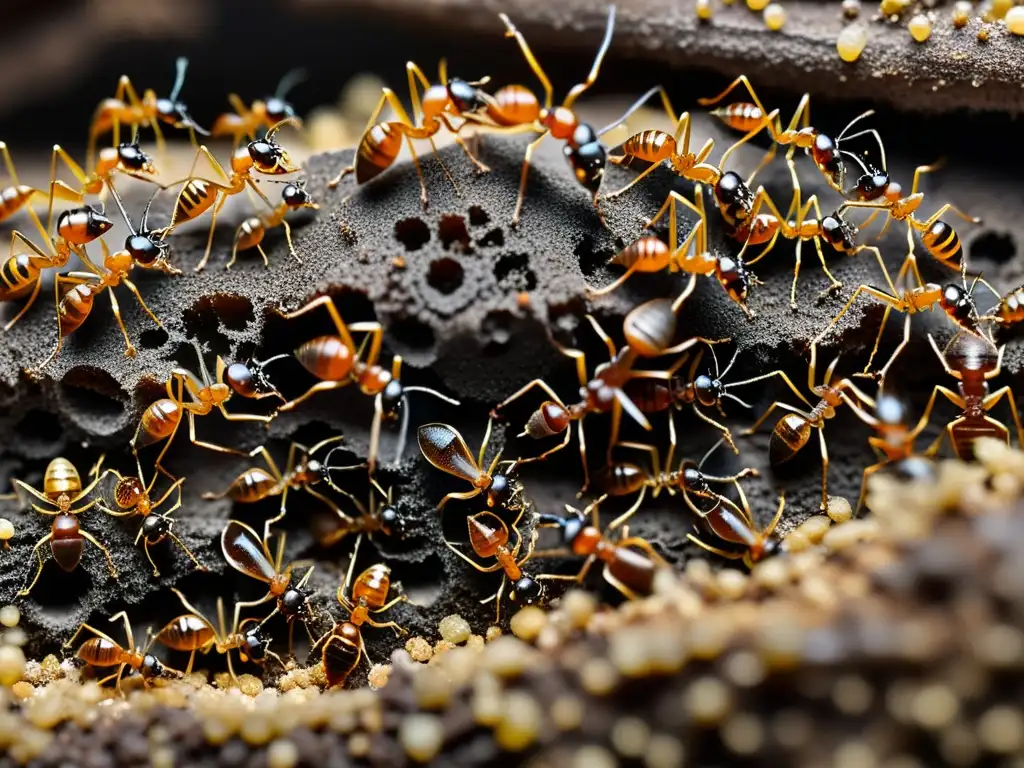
xmin=443 ymin=538 xmax=504 ymax=574
xmin=281 ymin=295 xmax=358 ymax=352
xmin=856 ymin=462 xmax=884 ymax=514
xmin=718 ymin=110 xmax=781 ymax=172
xmin=194 ymin=194 xmax=226 ymax=272
xmin=584 ymin=314 xmax=617 ymax=360
xmin=909 ymin=161 xmax=942 ymax=197
xmin=926 ymin=422 xmax=956 ymax=458
xmin=698 ymin=75 xmax=774 ymax=128
xmin=364 ymin=617 xmax=408 ymax=637
xmin=692 ymin=406 xmax=740 ymax=454
xmin=563 ymin=7 xmax=617 ymax=108
xmin=437 ymin=489 xmax=484 ymax=512
xmin=498 ymin=13 xmax=554 ymax=108
xmin=277 ymin=381 xmax=348 ymax=413
xmin=871 ymin=311 xmax=911 ymax=382
xmin=167 ymin=530 xmax=205 ymax=573
xmin=742 ymin=401 xmax=809 ymax=437
xmin=106 ymin=286 xmax=136 ymax=358
xmin=816 ymin=428 xmax=830 ymax=511
xmin=511 ymin=133 xmax=549 ymax=228
xmin=727 ymin=369 xmax=813 ymax=408
xmin=919 ymin=202 xmax=981 ymax=227
xmin=813 ymin=284 xmax=901 ymax=351
xmin=187 ymin=412 xmax=249 ymax=457
xmin=601 ymin=154 xmax=665 ymax=202
xmin=81 ymin=530 xmax=118 ymax=578
xmin=493 ymin=379 xmax=566 ymax=417
xmin=3 ymin=274 xmax=42 ymax=333
xmin=27 ymin=273 xmax=97 ymax=375
xmin=983 ymin=386 xmax=1024 ymax=448
xmin=686 ymin=533 xmax=745 ymax=561
xmin=537 ymin=554 xmax=598 ymax=586
xmin=906 ymin=384 xmax=961 ymax=442
xmin=279 ymin=220 xmax=302 ymax=264
xmin=17 ymin=533 xmax=53 ymax=596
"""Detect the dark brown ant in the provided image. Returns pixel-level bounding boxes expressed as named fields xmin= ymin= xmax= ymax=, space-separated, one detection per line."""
xmin=687 ymin=483 xmax=786 ymax=568
xmin=443 ymin=506 xmax=541 ymax=623
xmin=156 ymin=588 xmax=284 ymax=679
xmin=327 ymin=59 xmax=493 ymax=207
xmin=313 ymin=477 xmax=406 ymax=549
xmin=731 ymin=341 xmax=876 ymax=510
xmin=273 ymin=295 xmax=460 ymax=471
xmin=211 ymin=69 xmax=306 ymax=147
xmin=311 ymin=536 xmax=408 ymax=688
xmin=65 ymin=611 xmax=180 ymax=694
xmin=418 ymin=419 xmax=519 ymax=511
xmin=16 ymin=456 xmax=117 ymax=597
xmin=88 ymin=57 xmax=208 ymax=166
xmin=230 ymin=179 xmax=319 ymax=268
xmin=92 ymin=451 xmax=203 ymax=577
xmin=221 ymin=519 xmax=317 ymax=656
xmin=919 ymin=331 xmax=1024 ymax=459
xmin=535 ymin=497 xmax=667 ymax=600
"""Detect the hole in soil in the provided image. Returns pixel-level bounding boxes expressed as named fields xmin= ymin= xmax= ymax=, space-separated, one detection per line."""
xmin=395 ymin=217 xmax=430 ymax=251
xmin=14 ymin=410 xmax=63 ymax=447
xmin=477 ymin=228 xmax=504 ymax=248
xmin=389 ymin=317 xmax=435 ymax=351
xmin=60 ymin=368 xmax=126 ymax=421
xmin=427 ymin=258 xmax=465 ymax=295
xmin=971 ymin=230 xmax=1016 ymax=264
xmin=30 ymin=558 xmax=95 ymax=613
xmin=494 ymin=253 xmax=537 ymax=291
xmin=468 ymin=205 xmax=489 ymax=227
xmin=140 ymin=328 xmax=169 ymax=349
xmin=438 ymin=214 xmax=471 ymax=252
xmin=394 ymin=554 xmax=444 ymax=608
xmin=576 ymin=233 xmax=615 ymax=277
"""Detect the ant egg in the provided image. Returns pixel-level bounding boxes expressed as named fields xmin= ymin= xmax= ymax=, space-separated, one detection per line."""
xmin=908 ymin=14 xmax=932 ymax=41
xmin=696 ymin=0 xmax=714 ymax=21
xmin=952 ymin=0 xmax=972 ymax=26
xmin=0 ymin=518 xmax=12 ymax=548
xmin=764 ymin=3 xmax=786 ymax=30
xmin=990 ymin=0 xmax=1013 ymax=19
xmin=842 ymin=0 xmax=862 ymax=18
xmin=747 ymin=0 xmax=770 ymax=10
xmin=837 ymin=25 xmax=868 ymax=61
xmin=1008 ymin=5 xmax=1024 ymax=34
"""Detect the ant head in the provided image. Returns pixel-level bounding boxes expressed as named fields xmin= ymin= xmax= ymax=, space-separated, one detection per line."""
xmin=821 ymin=212 xmax=857 ymax=253
xmin=564 ymin=125 xmax=606 ymax=196
xmin=155 ymin=97 xmax=190 ymax=126
xmin=281 ymin=180 xmax=315 ymax=209
xmin=264 ymin=96 xmax=297 ymax=125
xmin=224 ymin=361 xmax=265 ymax=398
xmin=939 ymin=283 xmax=977 ymax=327
xmin=126 ymin=233 xmax=167 ymax=266
xmin=682 ymin=464 xmax=709 ymax=495
xmin=446 ymin=78 xmax=488 ymax=113
xmin=379 ymin=503 xmax=406 ymax=538
xmin=486 ymin=471 xmax=516 ymax=508
xmin=280 ymin=586 xmax=309 ymax=617
xmin=381 ymin=379 xmax=405 ymax=417
xmin=140 ymin=654 xmax=165 ymax=679
xmin=114 ymin=476 xmax=145 ymax=509
xmin=525 ymin=401 xmax=571 ymax=438
xmin=854 ymin=167 xmax=890 ymax=201
xmin=142 ymin=514 xmax=170 ymax=541
xmin=510 ymin=574 xmax=543 ymax=605
xmin=247 ymin=131 xmax=294 ymax=174
xmin=559 ymin=508 xmax=587 ymax=547
xmin=239 ymin=620 xmax=269 ymax=662
xmin=117 ymin=142 xmax=155 ymax=174
xmin=694 ymin=373 xmax=723 ymax=407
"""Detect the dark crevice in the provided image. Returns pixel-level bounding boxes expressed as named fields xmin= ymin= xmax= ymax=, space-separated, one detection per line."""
xmin=395 ymin=217 xmax=430 ymax=251
xmin=438 ymin=214 xmax=472 ymax=253
xmin=494 ymin=253 xmax=537 ymax=292
xmin=427 ymin=257 xmax=465 ymax=295
xmin=971 ymin=230 xmax=1016 ymax=264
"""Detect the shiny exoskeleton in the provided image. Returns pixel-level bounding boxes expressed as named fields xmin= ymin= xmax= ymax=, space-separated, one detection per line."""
xmin=276 ymin=295 xmax=459 ymax=471
xmin=88 ymin=57 xmax=207 ymax=165
xmin=313 ymin=478 xmax=406 ymax=549
xmin=66 ymin=611 xmax=180 ymax=694
xmin=688 ymin=485 xmax=786 ymax=569
xmin=15 ymin=457 xmax=117 ymax=597
xmin=211 ymin=69 xmax=305 ymax=147
xmin=981 ymin=284 xmax=1024 ymax=330
xmin=0 ymin=141 xmax=45 ymax=227
xmin=418 ymin=420 xmax=519 ymax=511
xmin=312 ymin=544 xmax=408 ymax=689
xmin=51 ymin=141 xmax=160 ymax=202
xmin=230 ymin=179 xmax=319 ymax=268
xmin=443 ymin=507 xmax=541 ymax=622
xmin=156 ymin=588 xmax=283 ymax=679
xmin=923 ymin=331 xmax=1024 ymax=460
xmin=536 ymin=499 xmax=666 ymax=599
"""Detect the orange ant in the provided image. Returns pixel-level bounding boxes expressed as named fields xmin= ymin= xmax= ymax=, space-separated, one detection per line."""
xmin=588 ymin=189 xmax=758 ymax=316
xmin=29 ymin=182 xmax=174 ymax=373
xmin=156 ymin=588 xmax=284 ymax=679
xmin=812 ymin=272 xmax=984 ymax=381
xmin=221 ymin=519 xmax=318 ymax=656
xmin=312 ymin=478 xmax=406 ymax=550
xmin=65 ymin=611 xmax=180 ymax=694
xmin=979 ymin=283 xmax=1024 ymax=331
xmin=88 ymin=57 xmax=208 ymax=167
xmin=274 ymin=295 xmax=460 ymax=471
xmin=698 ymin=77 xmax=884 ymax=196
xmin=918 ymin=331 xmax=1024 ymax=460
xmin=131 ymin=341 xmax=279 ymax=479
xmin=0 ymin=141 xmax=48 ymax=226
xmin=327 ymin=59 xmax=493 ymax=207
xmin=0 ymin=178 xmax=113 ymax=332
xmin=602 ymin=411 xmax=759 ymax=529
xmin=443 ymin=507 xmax=541 ymax=622
xmin=418 ymin=419 xmax=520 ymax=511
xmin=211 ymin=69 xmax=306 ymax=147
xmin=93 ymin=452 xmax=204 ymax=577
xmin=534 ymin=497 xmax=667 ymax=600
xmin=490 ymin=297 xmax=718 ymax=490
xmin=15 ymin=456 xmax=117 ymax=597
xmin=229 ymin=179 xmax=319 ymax=269
xmin=687 ymin=483 xmax=787 ymax=568
xmin=731 ymin=341 xmax=876 ymax=510
xmin=311 ymin=536 xmax=408 ymax=688
xmin=167 ymin=119 xmax=301 ymax=271
xmin=49 ymin=137 xmax=161 ymax=203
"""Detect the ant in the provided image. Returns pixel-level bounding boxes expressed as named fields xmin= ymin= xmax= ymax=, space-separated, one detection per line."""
xmin=131 ymin=341 xmax=279 ymax=479
xmin=311 ymin=536 xmax=408 ymax=688
xmin=918 ymin=331 xmax=1024 ymax=460
xmin=312 ymin=478 xmax=406 ymax=550
xmin=698 ymin=77 xmax=884 ymax=196
xmin=0 ymin=141 xmax=47 ymax=226
xmin=88 ymin=57 xmax=207 ymax=167
xmin=418 ymin=419 xmax=520 ymax=511
xmin=731 ymin=341 xmax=876 ymax=510
xmin=443 ymin=507 xmax=541 ymax=623
xmin=470 ymin=7 xmax=674 ymax=227
xmin=687 ymin=482 xmax=786 ymax=568
xmin=812 ymin=272 xmax=983 ymax=381
xmin=29 ymin=182 xmax=174 ymax=373
xmin=491 ymin=299 xmax=719 ymax=490
xmin=842 ymin=389 xmax=935 ymax=512
xmin=589 ymin=189 xmax=758 ymax=316
xmin=229 ymin=179 xmax=319 ymax=269
xmin=50 ymin=137 xmax=161 ymax=203
xmin=167 ymin=119 xmax=301 ymax=271
xmin=211 ymin=69 xmax=306 ymax=148
xmin=0 ymin=179 xmax=113 ymax=331
xmin=65 ymin=611 xmax=180 ymax=694
xmin=156 ymin=587 xmax=284 ymax=679
xmin=979 ymin=283 xmax=1024 ymax=332
xmin=221 ymin=519 xmax=318 ymax=656
xmin=93 ymin=452 xmax=204 ymax=577
xmin=201 ymin=435 xmax=360 ymax=543
xmin=602 ymin=410 xmax=759 ymax=529
xmin=624 ymin=344 xmax=754 ymax=454
xmin=837 ymin=160 xmax=981 ymax=286
xmin=16 ymin=456 xmax=118 ymax=597
xmin=273 ymin=295 xmax=460 ymax=472
xmin=327 ymin=59 xmax=493 ymax=207
xmin=534 ymin=497 xmax=667 ymax=600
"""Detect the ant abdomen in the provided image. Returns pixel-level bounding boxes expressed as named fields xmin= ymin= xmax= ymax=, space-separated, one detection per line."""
xmin=524 ymin=401 xmax=571 ymax=438
xmin=769 ymin=413 xmax=813 ymax=465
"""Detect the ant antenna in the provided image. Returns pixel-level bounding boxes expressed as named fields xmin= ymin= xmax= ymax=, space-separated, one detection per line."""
xmin=697 ymin=436 xmax=727 ymax=469
xmin=707 ymin=344 xmax=722 ymax=379
xmin=169 ymin=58 xmax=189 ymax=103
xmin=275 ymin=68 xmax=308 ymax=100
xmin=266 ymin=117 xmax=301 ymax=141
xmin=719 ymin=346 xmax=742 ymax=380
xmin=106 ymin=178 xmax=134 ymax=234
xmin=835 ymin=109 xmax=887 ymax=174
xmin=564 ymin=5 xmax=616 ymax=109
